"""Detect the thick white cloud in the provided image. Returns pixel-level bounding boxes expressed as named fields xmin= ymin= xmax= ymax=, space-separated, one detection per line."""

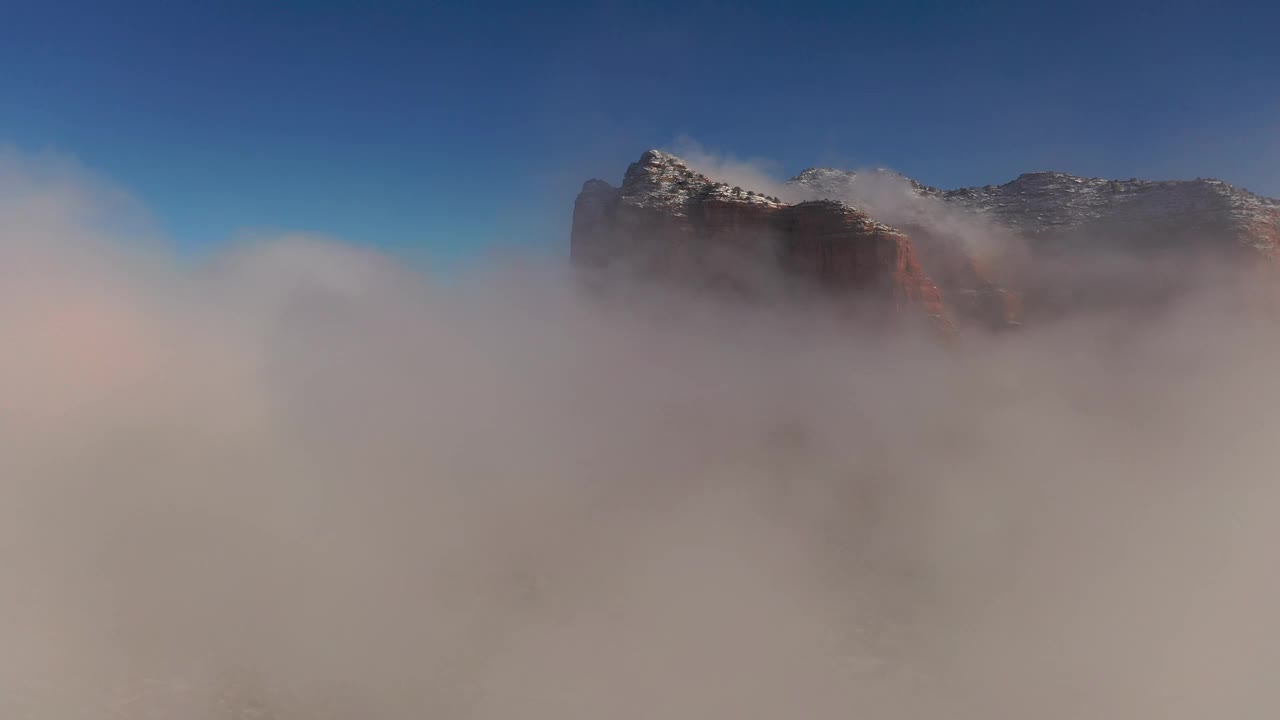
xmin=1 ymin=152 xmax=1278 ymax=718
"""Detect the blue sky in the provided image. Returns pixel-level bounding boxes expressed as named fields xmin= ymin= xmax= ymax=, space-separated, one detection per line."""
xmin=3 ymin=0 xmax=1278 ymax=263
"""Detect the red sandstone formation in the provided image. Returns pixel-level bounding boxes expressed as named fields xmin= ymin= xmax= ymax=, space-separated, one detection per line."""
xmin=574 ymin=149 xmax=1280 ymax=332
xmin=571 ymin=150 xmax=949 ymax=332
xmin=789 ymin=165 xmax=1280 ymax=323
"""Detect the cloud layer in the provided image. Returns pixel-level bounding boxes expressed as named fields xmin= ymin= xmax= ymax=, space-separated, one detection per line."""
xmin=2 ymin=153 xmax=1278 ymax=718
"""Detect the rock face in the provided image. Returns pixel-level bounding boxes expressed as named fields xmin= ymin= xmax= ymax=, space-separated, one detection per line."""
xmin=571 ymin=150 xmax=948 ymax=332
xmin=574 ymin=149 xmax=1280 ymax=332
xmin=787 ymin=165 xmax=1280 ymax=323
xmin=942 ymin=172 xmax=1280 ymax=257
xmin=786 ymin=168 xmax=1022 ymax=330
xmin=788 ymin=166 xmax=1280 ymax=259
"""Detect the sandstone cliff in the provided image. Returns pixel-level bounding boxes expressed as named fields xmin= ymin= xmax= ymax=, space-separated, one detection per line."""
xmin=574 ymin=149 xmax=1279 ymax=332
xmin=789 ymin=165 xmax=1280 ymax=322
xmin=571 ymin=150 xmax=949 ymax=332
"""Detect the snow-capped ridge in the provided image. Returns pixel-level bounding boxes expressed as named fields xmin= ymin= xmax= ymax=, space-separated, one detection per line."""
xmin=585 ymin=148 xmax=1280 ymax=260
xmin=786 ymin=163 xmax=1280 ymax=251
xmin=613 ymin=148 xmax=789 ymax=216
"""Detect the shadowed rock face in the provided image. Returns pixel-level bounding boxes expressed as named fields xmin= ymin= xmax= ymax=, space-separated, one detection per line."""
xmin=788 ymin=165 xmax=1280 ymax=323
xmin=939 ymin=173 xmax=1280 ymax=321
xmin=789 ymin=165 xmax=1280 ymax=259
xmin=941 ymin=172 xmax=1280 ymax=256
xmin=571 ymin=150 xmax=949 ymax=333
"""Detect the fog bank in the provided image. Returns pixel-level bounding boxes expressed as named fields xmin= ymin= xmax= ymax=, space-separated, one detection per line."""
xmin=2 ymin=156 xmax=1278 ymax=718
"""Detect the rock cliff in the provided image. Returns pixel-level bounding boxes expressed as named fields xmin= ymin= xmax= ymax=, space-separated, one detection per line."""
xmin=571 ymin=150 xmax=948 ymax=332
xmin=574 ymin=149 xmax=1280 ymax=331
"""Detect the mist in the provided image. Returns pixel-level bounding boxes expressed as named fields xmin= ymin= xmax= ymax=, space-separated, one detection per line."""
xmin=3 ymin=153 xmax=1279 ymax=719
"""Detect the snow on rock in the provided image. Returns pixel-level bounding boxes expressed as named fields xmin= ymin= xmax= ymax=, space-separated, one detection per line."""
xmin=573 ymin=148 xmax=1280 ymax=334
xmin=571 ymin=150 xmax=949 ymax=334
xmin=788 ymin=166 xmax=1280 ymax=257
xmin=619 ymin=149 xmax=789 ymax=215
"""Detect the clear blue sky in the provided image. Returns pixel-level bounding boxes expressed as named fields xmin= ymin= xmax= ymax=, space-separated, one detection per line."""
xmin=3 ymin=0 xmax=1278 ymax=263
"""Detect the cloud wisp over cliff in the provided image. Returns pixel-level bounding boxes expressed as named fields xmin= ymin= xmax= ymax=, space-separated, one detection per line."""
xmin=3 ymin=150 xmax=1279 ymax=718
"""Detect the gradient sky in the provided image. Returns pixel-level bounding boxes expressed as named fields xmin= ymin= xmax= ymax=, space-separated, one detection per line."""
xmin=3 ymin=0 xmax=1278 ymax=263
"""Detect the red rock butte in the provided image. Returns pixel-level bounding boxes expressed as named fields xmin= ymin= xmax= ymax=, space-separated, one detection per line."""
xmin=572 ymin=149 xmax=1280 ymax=332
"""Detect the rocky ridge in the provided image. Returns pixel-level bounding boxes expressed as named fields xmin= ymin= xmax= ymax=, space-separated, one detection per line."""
xmin=573 ymin=149 xmax=1280 ymax=333
xmin=788 ymin=167 xmax=1280 ymax=257
xmin=571 ymin=150 xmax=949 ymax=332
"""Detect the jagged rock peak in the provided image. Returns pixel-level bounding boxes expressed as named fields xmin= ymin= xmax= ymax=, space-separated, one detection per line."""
xmin=580 ymin=178 xmax=616 ymax=193
xmin=618 ymin=149 xmax=789 ymax=215
xmin=570 ymin=149 xmax=952 ymax=332
xmin=783 ymin=165 xmax=936 ymax=192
